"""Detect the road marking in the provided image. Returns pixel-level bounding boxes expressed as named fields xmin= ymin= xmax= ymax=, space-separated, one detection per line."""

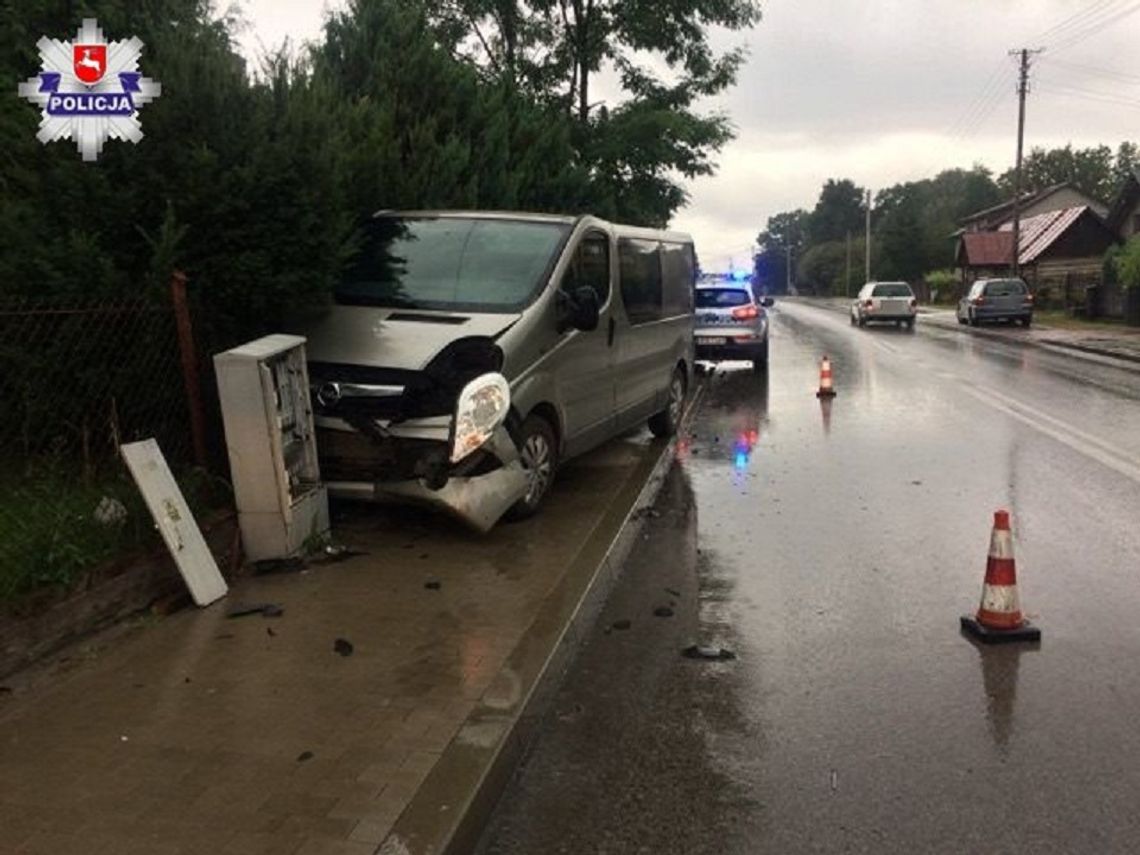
xmin=957 ymin=384 xmax=1140 ymax=485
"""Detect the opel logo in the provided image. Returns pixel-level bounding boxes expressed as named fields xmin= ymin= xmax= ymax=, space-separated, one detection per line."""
xmin=317 ymin=382 xmax=342 ymax=407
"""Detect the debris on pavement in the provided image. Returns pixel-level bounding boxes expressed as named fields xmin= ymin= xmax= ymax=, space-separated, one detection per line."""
xmin=653 ymin=606 xmax=675 ymax=618
xmin=93 ymin=496 xmax=128 ymax=526
xmin=297 ymin=751 xmax=314 ymax=762
xmin=611 ymin=619 xmax=632 ymax=631
xmin=681 ymin=644 xmax=736 ymax=661
xmin=251 ymin=557 xmax=306 ymax=575
xmin=424 ymin=580 xmax=442 ymax=590
xmin=311 ymin=544 xmax=367 ymax=564
xmin=267 ymin=627 xmax=277 ymax=637
xmin=226 ymin=603 xmax=284 ymax=619
xmin=334 ymin=638 xmax=354 ymax=656
xmin=630 ymin=507 xmax=662 ymax=521
xmin=665 ymin=587 xmax=681 ymax=598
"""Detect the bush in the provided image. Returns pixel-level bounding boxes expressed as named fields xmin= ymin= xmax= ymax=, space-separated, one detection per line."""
xmin=1117 ymin=237 xmax=1140 ymax=291
xmin=923 ymin=269 xmax=963 ymax=305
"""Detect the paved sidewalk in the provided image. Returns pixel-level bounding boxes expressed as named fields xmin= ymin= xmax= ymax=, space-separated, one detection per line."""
xmin=0 ymin=434 xmax=661 ymax=855
xmin=809 ymin=297 xmax=1140 ymax=366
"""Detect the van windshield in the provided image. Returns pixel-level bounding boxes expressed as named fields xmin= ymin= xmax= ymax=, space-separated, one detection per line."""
xmin=336 ymin=217 xmax=571 ymax=312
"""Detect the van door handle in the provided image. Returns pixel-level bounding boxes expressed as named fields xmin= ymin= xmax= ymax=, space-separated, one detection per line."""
xmin=607 ymin=317 xmax=615 ymax=347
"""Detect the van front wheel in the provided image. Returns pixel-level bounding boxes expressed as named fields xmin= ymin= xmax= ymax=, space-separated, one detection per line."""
xmin=507 ymin=414 xmax=558 ymax=521
xmin=648 ymin=368 xmax=686 ymax=439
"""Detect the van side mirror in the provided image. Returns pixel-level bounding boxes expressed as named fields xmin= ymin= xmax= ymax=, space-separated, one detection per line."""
xmin=761 ymin=297 xmax=775 ymax=308
xmin=559 ymin=287 xmax=600 ymax=332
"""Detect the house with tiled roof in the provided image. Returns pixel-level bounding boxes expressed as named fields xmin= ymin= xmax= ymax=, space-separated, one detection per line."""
xmin=955 ymin=183 xmax=1109 ymax=235
xmin=954 ymin=175 xmax=1139 ymax=317
xmin=1106 ymin=168 xmax=1140 ymax=242
xmin=956 ymin=206 xmax=1117 ymax=283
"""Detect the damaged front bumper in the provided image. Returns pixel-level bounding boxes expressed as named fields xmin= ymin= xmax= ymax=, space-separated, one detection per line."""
xmin=319 ymin=418 xmax=527 ymax=532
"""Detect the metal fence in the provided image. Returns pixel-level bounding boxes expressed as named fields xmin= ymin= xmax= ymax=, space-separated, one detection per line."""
xmin=0 ymin=293 xmax=225 ymax=601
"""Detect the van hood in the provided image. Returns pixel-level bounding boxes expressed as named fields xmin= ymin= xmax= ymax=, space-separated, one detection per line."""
xmin=301 ymin=305 xmax=520 ymax=370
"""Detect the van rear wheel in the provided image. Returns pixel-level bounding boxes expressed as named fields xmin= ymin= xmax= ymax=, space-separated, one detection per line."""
xmin=506 ymin=415 xmax=558 ymax=521
xmin=648 ymin=368 xmax=686 ymax=438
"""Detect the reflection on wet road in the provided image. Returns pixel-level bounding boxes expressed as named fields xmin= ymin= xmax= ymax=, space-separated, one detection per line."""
xmin=481 ymin=300 xmax=1140 ymax=854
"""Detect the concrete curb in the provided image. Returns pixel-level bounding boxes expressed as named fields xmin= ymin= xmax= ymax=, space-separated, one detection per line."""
xmin=376 ymin=384 xmax=705 ymax=855
xmin=1033 ymin=337 xmax=1140 ymax=366
xmin=801 ymin=298 xmax=1140 ymax=372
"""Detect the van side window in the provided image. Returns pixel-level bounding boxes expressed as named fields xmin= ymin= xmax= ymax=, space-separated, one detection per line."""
xmin=562 ymin=233 xmax=611 ymax=305
xmin=660 ymin=242 xmax=695 ymax=316
xmin=619 ymin=239 xmax=663 ymax=325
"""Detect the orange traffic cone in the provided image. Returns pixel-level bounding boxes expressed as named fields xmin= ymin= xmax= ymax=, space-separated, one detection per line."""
xmin=815 ymin=355 xmax=836 ymax=398
xmin=960 ymin=510 xmax=1041 ymax=643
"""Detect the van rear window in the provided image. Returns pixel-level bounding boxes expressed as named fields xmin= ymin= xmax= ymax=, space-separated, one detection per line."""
xmin=696 ymin=289 xmax=750 ymax=307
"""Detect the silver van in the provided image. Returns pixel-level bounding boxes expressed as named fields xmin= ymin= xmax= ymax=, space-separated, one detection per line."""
xmin=300 ymin=211 xmax=696 ymax=531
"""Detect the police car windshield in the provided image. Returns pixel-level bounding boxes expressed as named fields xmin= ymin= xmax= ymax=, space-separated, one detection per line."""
xmin=335 ymin=216 xmax=571 ymax=312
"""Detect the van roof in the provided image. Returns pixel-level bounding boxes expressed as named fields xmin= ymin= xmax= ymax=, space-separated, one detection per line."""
xmin=370 ymin=210 xmax=693 ymax=243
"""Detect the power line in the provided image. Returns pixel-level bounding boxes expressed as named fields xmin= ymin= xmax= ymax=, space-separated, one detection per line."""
xmin=948 ymin=60 xmax=1006 ymax=133
xmin=954 ymin=74 xmax=1014 ymax=142
xmin=1036 ymin=77 xmax=1140 ymax=103
xmin=1046 ymin=0 xmax=1140 ymax=53
xmin=1032 ymin=0 xmax=1121 ymax=43
xmin=1038 ymin=82 xmax=1140 ymax=110
xmin=947 ymin=62 xmax=1015 ymax=143
xmin=1038 ymin=56 xmax=1140 ymax=86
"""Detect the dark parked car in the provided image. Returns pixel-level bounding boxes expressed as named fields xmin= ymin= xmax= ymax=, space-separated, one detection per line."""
xmin=957 ymin=278 xmax=1034 ymax=327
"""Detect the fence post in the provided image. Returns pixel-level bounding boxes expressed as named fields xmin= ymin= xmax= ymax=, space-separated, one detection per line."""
xmin=170 ymin=270 xmax=208 ymax=468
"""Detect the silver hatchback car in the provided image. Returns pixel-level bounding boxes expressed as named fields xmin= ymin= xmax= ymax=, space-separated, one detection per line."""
xmin=694 ymin=284 xmax=773 ymax=372
xmin=957 ymin=278 xmax=1034 ymax=327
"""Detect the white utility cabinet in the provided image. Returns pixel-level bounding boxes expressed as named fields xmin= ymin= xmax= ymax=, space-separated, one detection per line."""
xmin=214 ymin=334 xmax=329 ymax=561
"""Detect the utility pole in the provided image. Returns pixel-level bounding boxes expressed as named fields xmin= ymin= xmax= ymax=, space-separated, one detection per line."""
xmin=786 ymin=244 xmax=792 ymax=294
xmin=1010 ymin=47 xmax=1040 ymax=278
xmin=845 ymin=231 xmax=852 ymax=297
xmin=864 ymin=189 xmax=872 ymax=283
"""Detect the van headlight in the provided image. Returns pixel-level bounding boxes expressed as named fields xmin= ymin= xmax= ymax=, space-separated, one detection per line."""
xmin=451 ymin=373 xmax=511 ymax=463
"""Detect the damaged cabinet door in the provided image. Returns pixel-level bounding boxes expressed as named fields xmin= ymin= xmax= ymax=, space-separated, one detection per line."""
xmin=121 ymin=439 xmax=228 ymax=607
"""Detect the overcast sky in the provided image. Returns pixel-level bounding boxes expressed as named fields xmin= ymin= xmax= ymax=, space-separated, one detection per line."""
xmin=235 ymin=0 xmax=1140 ymax=272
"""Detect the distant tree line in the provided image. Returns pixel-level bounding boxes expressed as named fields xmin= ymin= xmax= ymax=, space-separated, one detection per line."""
xmin=0 ymin=0 xmax=760 ymax=338
xmin=754 ymin=142 xmax=1139 ymax=296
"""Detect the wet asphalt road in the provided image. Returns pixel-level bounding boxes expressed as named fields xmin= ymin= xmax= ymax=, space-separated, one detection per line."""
xmin=478 ymin=300 xmax=1140 ymax=854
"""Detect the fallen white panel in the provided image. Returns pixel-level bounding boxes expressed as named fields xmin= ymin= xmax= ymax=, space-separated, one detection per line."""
xmin=121 ymin=439 xmax=228 ymax=607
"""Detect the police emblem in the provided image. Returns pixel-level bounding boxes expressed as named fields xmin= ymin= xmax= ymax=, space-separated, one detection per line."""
xmin=17 ymin=18 xmax=161 ymax=162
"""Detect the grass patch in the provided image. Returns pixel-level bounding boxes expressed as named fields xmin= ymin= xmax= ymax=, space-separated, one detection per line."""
xmin=1031 ymin=310 xmax=1131 ymax=332
xmin=0 ymin=461 xmax=231 ymax=604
